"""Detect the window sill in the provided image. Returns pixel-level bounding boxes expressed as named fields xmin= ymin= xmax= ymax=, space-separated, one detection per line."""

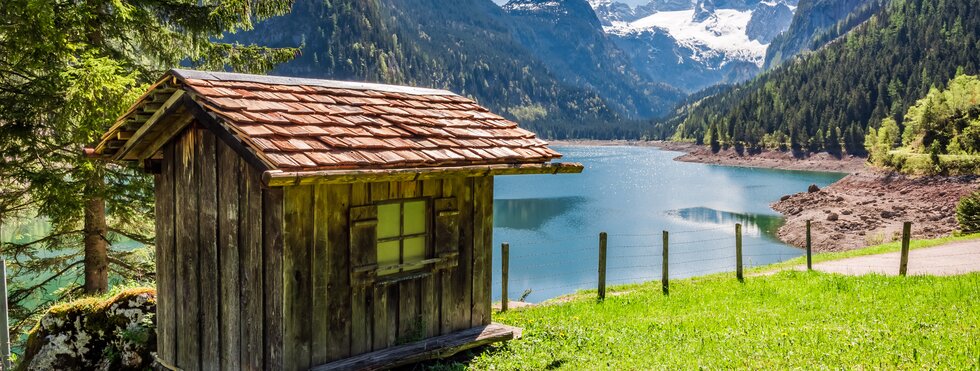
xmin=355 ymin=257 xmax=445 ymax=286
xmin=374 ymin=270 xmax=434 ymax=286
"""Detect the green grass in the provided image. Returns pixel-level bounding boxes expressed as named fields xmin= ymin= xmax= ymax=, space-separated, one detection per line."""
xmin=750 ymin=233 xmax=980 ymax=274
xmin=433 ymin=271 xmax=980 ymax=369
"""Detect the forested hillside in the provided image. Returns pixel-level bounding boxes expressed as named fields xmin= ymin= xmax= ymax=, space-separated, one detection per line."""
xmin=227 ymin=0 xmax=664 ymax=138
xmin=668 ymin=0 xmax=980 ymax=155
xmin=763 ymin=0 xmax=885 ymax=69
xmin=866 ymin=73 xmax=980 ymax=174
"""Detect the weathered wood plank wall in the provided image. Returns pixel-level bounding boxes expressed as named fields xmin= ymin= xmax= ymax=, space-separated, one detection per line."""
xmin=279 ymin=176 xmax=494 ymax=370
xmin=157 ymin=126 xmax=494 ymax=371
xmin=155 ymin=142 xmax=176 ymax=363
xmin=156 ymin=126 xmax=284 ymax=371
xmin=216 ymin=142 xmax=241 ymax=370
xmin=174 ymin=128 xmax=201 ymax=370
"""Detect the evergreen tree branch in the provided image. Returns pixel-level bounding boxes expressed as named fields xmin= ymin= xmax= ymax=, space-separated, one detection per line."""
xmin=1 ymin=229 xmax=82 ymax=252
xmin=7 ymin=260 xmax=84 ymax=305
xmin=107 ymin=227 xmax=154 ymax=246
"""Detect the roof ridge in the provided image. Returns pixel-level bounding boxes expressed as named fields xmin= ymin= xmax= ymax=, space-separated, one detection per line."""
xmin=170 ymin=69 xmax=459 ymax=96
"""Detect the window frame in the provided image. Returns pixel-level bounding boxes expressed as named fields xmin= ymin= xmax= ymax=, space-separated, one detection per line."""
xmin=374 ymin=197 xmax=433 ymax=278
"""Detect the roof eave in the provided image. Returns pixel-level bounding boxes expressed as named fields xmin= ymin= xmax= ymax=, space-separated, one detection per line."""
xmin=262 ymin=161 xmax=584 ymax=187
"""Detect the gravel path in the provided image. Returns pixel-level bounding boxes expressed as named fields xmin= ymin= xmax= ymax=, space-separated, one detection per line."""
xmin=792 ymin=239 xmax=980 ymax=276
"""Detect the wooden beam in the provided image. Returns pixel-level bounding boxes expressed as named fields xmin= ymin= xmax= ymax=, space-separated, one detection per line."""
xmin=310 ymin=324 xmax=521 ymax=371
xmin=142 ymin=101 xmax=164 ymax=113
xmin=263 ymin=162 xmax=584 ymax=187
xmin=113 ymin=90 xmax=186 ymax=161
xmin=92 ymin=77 xmax=172 ymax=155
xmin=135 ymin=110 xmax=194 ymax=161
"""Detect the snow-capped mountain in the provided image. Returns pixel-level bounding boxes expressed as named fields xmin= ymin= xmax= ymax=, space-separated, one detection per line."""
xmin=609 ymin=8 xmax=767 ymax=66
xmin=501 ymin=0 xmax=685 ymax=118
xmin=588 ymin=0 xmax=638 ymax=25
xmin=596 ymin=0 xmax=795 ymax=91
xmin=588 ymin=0 xmax=697 ymax=26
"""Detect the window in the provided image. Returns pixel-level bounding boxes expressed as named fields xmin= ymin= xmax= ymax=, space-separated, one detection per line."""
xmin=376 ymin=199 xmax=428 ymax=276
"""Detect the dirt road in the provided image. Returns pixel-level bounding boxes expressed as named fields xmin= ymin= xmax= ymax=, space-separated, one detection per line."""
xmin=792 ymin=239 xmax=980 ymax=276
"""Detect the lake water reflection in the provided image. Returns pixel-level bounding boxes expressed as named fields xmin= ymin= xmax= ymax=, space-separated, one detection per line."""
xmin=492 ymin=146 xmax=845 ymax=302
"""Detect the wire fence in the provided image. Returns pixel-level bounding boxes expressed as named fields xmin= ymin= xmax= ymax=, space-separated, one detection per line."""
xmin=496 ymin=221 xmax=980 ymax=310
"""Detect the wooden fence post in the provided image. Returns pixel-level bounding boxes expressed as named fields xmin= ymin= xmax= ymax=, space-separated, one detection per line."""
xmin=900 ymin=222 xmax=911 ymax=276
xmin=0 ymin=216 xmax=8 ymax=370
xmin=662 ymin=231 xmax=669 ymax=296
xmin=0 ymin=259 xmax=9 ymax=370
xmin=735 ymin=223 xmax=743 ymax=282
xmin=501 ymin=243 xmax=509 ymax=312
xmin=806 ymin=220 xmax=813 ymax=271
xmin=598 ymin=232 xmax=607 ymax=301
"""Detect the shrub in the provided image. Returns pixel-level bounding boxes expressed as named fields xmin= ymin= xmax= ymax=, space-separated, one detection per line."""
xmin=956 ymin=190 xmax=980 ymax=233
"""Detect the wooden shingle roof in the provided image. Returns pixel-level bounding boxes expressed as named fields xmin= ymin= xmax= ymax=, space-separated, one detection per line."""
xmin=92 ymin=70 xmax=568 ymax=177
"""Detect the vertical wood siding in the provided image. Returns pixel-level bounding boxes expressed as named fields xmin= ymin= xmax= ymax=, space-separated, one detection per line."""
xmin=157 ymin=125 xmax=493 ymax=370
xmin=157 ymin=126 xmax=283 ymax=370
xmin=280 ymin=177 xmax=494 ymax=370
xmin=155 ymin=142 xmax=177 ymax=363
xmin=174 ymin=128 xmax=201 ymax=370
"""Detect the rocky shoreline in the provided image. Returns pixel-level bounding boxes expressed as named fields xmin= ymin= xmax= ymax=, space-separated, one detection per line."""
xmin=553 ymin=140 xmax=978 ymax=251
xmin=650 ymin=141 xmax=867 ymax=173
xmin=771 ymin=172 xmax=978 ymax=251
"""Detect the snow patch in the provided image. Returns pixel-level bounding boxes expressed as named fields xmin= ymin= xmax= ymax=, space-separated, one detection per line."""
xmin=504 ymin=1 xmax=562 ymax=12
xmin=606 ymin=8 xmax=769 ymax=67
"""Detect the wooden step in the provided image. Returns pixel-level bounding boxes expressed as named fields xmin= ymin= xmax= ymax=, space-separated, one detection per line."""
xmin=311 ymin=323 xmax=522 ymax=371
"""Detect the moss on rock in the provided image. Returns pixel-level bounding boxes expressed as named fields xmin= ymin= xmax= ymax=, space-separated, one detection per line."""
xmin=18 ymin=288 xmax=156 ymax=371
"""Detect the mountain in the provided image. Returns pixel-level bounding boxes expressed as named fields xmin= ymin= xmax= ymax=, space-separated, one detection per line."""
xmin=588 ymin=0 xmax=695 ymax=25
xmin=226 ymin=0 xmax=671 ymax=138
xmin=501 ymin=0 xmax=685 ymax=118
xmin=665 ymin=0 xmax=980 ymax=155
xmin=601 ymin=0 xmax=793 ymax=92
xmin=746 ymin=1 xmax=795 ymax=43
xmin=505 ymin=0 xmax=603 ymax=27
xmin=763 ymin=0 xmax=886 ymax=69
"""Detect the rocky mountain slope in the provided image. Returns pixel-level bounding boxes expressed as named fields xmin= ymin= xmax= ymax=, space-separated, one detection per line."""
xmin=501 ymin=0 xmax=685 ymax=118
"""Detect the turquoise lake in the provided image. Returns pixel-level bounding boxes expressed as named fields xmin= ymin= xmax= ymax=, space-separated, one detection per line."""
xmin=492 ymin=146 xmax=845 ymax=302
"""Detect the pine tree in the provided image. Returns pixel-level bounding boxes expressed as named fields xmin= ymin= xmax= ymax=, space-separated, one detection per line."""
xmin=0 ymin=0 xmax=296 ymax=333
xmin=707 ymin=124 xmax=720 ymax=153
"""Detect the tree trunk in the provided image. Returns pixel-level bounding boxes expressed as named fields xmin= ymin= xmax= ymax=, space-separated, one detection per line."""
xmin=83 ymin=181 xmax=109 ymax=294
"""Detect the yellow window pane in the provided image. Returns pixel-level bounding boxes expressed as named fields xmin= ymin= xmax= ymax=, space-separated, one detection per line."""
xmin=403 ymin=236 xmax=426 ymax=270
xmin=377 ymin=203 xmax=400 ymax=239
xmin=377 ymin=240 xmax=400 ymax=275
xmin=403 ymin=200 xmax=426 ymax=235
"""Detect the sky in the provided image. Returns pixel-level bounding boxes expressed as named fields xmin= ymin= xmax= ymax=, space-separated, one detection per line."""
xmin=492 ymin=0 xmax=653 ymax=6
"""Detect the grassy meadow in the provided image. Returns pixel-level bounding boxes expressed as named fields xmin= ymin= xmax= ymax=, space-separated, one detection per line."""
xmin=430 ymin=270 xmax=980 ymax=369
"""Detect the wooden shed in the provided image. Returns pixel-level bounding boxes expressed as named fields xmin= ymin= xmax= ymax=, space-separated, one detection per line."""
xmin=88 ymin=70 xmax=582 ymax=371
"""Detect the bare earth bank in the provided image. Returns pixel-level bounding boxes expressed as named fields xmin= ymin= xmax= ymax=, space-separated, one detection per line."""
xmin=771 ymin=172 xmax=979 ymax=251
xmin=551 ymin=140 xmax=979 ymax=251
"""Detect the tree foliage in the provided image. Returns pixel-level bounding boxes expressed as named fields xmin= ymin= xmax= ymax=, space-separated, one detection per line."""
xmin=865 ymin=73 xmax=980 ymax=174
xmin=956 ymin=190 xmax=980 ymax=234
xmin=0 ymin=0 xmax=295 ymax=338
xmin=900 ymin=73 xmax=980 ymax=155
